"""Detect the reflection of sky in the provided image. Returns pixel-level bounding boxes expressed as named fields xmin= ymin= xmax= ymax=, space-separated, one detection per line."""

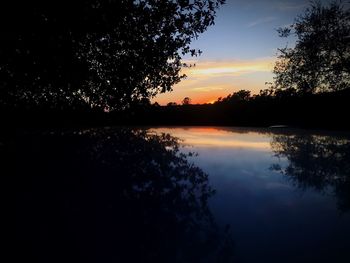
xmin=152 ymin=127 xmax=271 ymax=149
xmin=152 ymin=127 xmax=350 ymax=262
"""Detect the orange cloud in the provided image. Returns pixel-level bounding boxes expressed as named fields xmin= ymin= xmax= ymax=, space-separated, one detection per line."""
xmin=153 ymin=57 xmax=275 ymax=105
xmin=182 ymin=57 xmax=274 ymax=76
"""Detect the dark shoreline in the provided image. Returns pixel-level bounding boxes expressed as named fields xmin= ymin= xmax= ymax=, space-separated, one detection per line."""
xmin=1 ymin=88 xmax=350 ymax=131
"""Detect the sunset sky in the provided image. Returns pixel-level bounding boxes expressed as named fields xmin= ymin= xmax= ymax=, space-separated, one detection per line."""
xmin=153 ymin=0 xmax=332 ymax=105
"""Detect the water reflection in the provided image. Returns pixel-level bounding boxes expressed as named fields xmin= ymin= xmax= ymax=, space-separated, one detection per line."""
xmin=9 ymin=126 xmax=350 ymax=262
xmin=270 ymin=133 xmax=350 ymax=212
xmin=152 ymin=127 xmax=350 ymax=262
xmin=13 ymin=128 xmax=234 ymax=263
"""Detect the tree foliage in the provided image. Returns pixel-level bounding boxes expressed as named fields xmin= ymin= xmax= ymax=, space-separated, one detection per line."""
xmin=0 ymin=0 xmax=224 ymax=111
xmin=273 ymin=1 xmax=350 ymax=94
xmin=214 ymin=89 xmax=251 ymax=104
xmin=182 ymin=96 xmax=192 ymax=105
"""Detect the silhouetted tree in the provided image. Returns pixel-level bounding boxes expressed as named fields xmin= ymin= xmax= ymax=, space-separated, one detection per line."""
xmin=233 ymin=90 xmax=251 ymax=101
xmin=167 ymin=102 xmax=178 ymax=106
xmin=182 ymin=97 xmax=192 ymax=105
xmin=0 ymin=0 xmax=225 ymax=111
xmin=214 ymin=90 xmax=251 ymax=104
xmin=273 ymin=1 xmax=350 ymax=94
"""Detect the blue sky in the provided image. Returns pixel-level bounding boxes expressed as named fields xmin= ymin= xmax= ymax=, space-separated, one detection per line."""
xmin=154 ymin=0 xmax=333 ymax=104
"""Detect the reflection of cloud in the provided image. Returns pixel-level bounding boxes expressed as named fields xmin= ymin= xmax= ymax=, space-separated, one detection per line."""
xmin=246 ymin=16 xmax=277 ymax=28
xmin=184 ymin=139 xmax=271 ymax=149
xmin=152 ymin=127 xmax=272 ymax=150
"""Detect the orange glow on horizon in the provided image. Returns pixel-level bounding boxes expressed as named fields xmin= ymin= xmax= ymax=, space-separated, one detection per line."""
xmin=152 ymin=57 xmax=275 ymax=105
xmin=206 ymin=99 xmax=216 ymax=104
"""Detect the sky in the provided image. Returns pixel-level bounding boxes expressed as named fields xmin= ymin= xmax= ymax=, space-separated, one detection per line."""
xmin=153 ymin=0 xmax=332 ymax=105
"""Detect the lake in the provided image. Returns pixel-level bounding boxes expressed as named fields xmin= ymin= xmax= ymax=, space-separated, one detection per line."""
xmin=8 ymin=126 xmax=350 ymax=262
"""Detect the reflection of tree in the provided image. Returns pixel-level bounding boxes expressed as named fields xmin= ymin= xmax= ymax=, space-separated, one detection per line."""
xmin=13 ymin=128 xmax=234 ymax=262
xmin=270 ymin=133 xmax=350 ymax=211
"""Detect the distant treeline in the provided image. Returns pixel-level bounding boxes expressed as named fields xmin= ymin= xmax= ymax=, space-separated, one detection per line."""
xmin=2 ymin=88 xmax=349 ymax=130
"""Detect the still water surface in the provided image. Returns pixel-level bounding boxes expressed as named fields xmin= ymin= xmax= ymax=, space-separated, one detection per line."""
xmin=9 ymin=126 xmax=350 ymax=262
xmin=152 ymin=127 xmax=350 ymax=262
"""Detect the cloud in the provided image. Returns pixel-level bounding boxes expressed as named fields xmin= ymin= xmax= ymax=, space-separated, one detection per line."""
xmin=192 ymin=85 xmax=226 ymax=92
xmin=183 ymin=57 xmax=275 ymax=78
xmin=246 ymin=16 xmax=277 ymax=28
xmin=153 ymin=57 xmax=275 ymax=105
xmin=238 ymin=0 xmax=308 ymax=12
xmin=275 ymin=2 xmax=308 ymax=11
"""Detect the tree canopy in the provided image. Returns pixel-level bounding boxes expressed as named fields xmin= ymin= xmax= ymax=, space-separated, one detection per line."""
xmin=0 ymin=0 xmax=224 ymax=111
xmin=214 ymin=89 xmax=251 ymax=104
xmin=273 ymin=0 xmax=350 ymax=94
xmin=182 ymin=97 xmax=192 ymax=105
